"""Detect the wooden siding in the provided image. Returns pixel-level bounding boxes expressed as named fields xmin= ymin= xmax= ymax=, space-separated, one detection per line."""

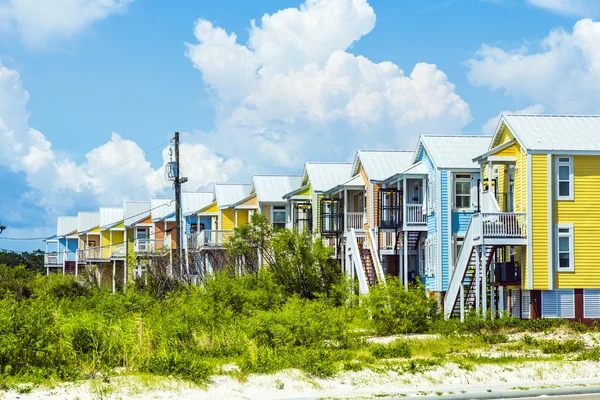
xmin=221 ymin=209 xmax=235 ymax=230
xmin=237 ymin=209 xmax=249 ymax=225
xmin=201 ymin=202 xmax=219 ymax=214
xmin=296 ymin=185 xmax=312 ymax=197
xmin=555 ymin=156 xmax=600 ymax=288
xmin=261 ymin=205 xmax=271 ymax=222
xmin=531 ymin=154 xmax=549 ymax=290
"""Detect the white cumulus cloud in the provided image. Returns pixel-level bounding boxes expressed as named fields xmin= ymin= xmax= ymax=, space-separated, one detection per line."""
xmin=482 ymin=104 xmax=546 ymax=135
xmin=185 ymin=0 xmax=472 ymax=169
xmin=0 ymin=61 xmax=243 ymax=232
xmin=0 ymin=0 xmax=133 ymax=47
xmin=466 ymin=19 xmax=600 ymax=114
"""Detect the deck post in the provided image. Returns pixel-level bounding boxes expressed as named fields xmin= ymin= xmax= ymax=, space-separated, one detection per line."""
xmin=460 ymin=283 xmax=465 ymax=322
xmin=482 ymin=245 xmax=487 ymax=320
xmin=499 ymin=285 xmax=505 ymax=316
xmin=112 ymin=260 xmax=116 ymax=294
xmin=343 ymin=189 xmax=348 ymax=275
xmin=403 ymin=230 xmax=408 ymax=288
xmin=475 ymin=246 xmax=480 ymax=312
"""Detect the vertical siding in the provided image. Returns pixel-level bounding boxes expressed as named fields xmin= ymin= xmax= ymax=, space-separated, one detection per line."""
xmin=555 ymin=156 xmax=600 ymax=288
xmin=451 ymin=212 xmax=472 ymax=233
xmin=67 ymin=238 xmax=78 ymax=261
xmin=440 ymin=171 xmax=450 ymax=290
xmin=357 ymin=164 xmax=371 ymax=229
xmin=531 ymin=154 xmax=549 ymax=290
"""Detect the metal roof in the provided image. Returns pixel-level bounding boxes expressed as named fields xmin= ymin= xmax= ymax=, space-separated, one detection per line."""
xmin=252 ymin=175 xmax=303 ymax=203
xmin=500 ymin=114 xmax=600 ymax=152
xmin=151 ymin=198 xmax=175 ymax=221
xmin=57 ymin=216 xmax=78 ymax=237
xmin=99 ymin=208 xmax=124 ymax=229
xmin=353 ymin=151 xmax=414 ymax=182
xmin=402 ymin=161 xmax=428 ymax=175
xmin=215 ymin=184 xmax=252 ymax=208
xmin=326 ymin=174 xmax=365 ymax=195
xmin=304 ymin=163 xmax=353 ymax=192
xmin=77 ymin=212 xmax=99 ymax=233
xmin=182 ymin=192 xmax=214 ymax=215
xmin=417 ymin=135 xmax=492 ymax=169
xmin=124 ymin=201 xmax=151 ymax=226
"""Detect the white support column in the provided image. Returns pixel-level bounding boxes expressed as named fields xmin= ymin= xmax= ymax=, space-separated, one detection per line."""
xmin=112 ymin=260 xmax=116 ymax=294
xmin=403 ymin=230 xmax=409 ymax=288
xmin=482 ymin=245 xmax=487 ymax=320
xmin=499 ymin=285 xmax=505 ymax=316
xmin=475 ymin=246 xmax=480 ymax=312
xmin=343 ymin=189 xmax=348 ymax=275
xmin=123 ymin=229 xmax=127 ymax=289
xmin=402 ymin=178 xmax=407 ymax=230
xmin=491 ymin=286 xmax=496 ymax=320
xmin=460 ymin=284 xmax=465 ymax=322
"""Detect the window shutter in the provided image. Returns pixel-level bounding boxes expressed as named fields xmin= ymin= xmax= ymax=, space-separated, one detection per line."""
xmin=511 ymin=289 xmax=521 ymax=319
xmin=521 ymin=290 xmax=531 ymax=319
xmin=584 ymin=289 xmax=600 ymax=318
xmin=542 ymin=291 xmax=559 ymax=318
xmin=450 ymin=174 xmax=455 ymax=210
xmin=471 ymin=175 xmax=478 ymax=210
xmin=558 ymin=290 xmax=575 ymax=319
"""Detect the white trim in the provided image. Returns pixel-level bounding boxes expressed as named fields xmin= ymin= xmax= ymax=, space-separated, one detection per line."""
xmin=369 ymin=182 xmax=374 ymax=229
xmin=526 ymin=153 xmax=533 ymax=290
xmin=271 ymin=205 xmax=287 ymax=229
xmin=436 ymin=169 xmax=443 ymax=290
xmin=547 ymin=154 xmax=554 ymax=290
xmin=487 ymin=156 xmax=516 ymax=163
xmin=555 ymin=156 xmax=574 ymax=201
xmin=453 ymin=173 xmax=474 ymax=212
xmin=447 ymin=174 xmax=453 ymax=278
xmin=555 ymin=223 xmax=574 ymax=272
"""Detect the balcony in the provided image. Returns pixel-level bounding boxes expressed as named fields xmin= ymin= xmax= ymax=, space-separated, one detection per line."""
xmin=469 ymin=212 xmax=527 ymax=246
xmin=44 ymin=252 xmax=64 ymax=266
xmin=77 ymin=247 xmax=102 ymax=263
xmin=110 ymin=245 xmax=126 ymax=259
xmin=134 ymin=239 xmax=170 ymax=253
xmin=405 ymin=203 xmax=426 ymax=226
xmin=198 ymin=230 xmax=233 ymax=249
xmin=346 ymin=212 xmax=364 ymax=230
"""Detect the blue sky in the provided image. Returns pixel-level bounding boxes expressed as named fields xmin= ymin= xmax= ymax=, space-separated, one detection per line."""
xmin=0 ymin=0 xmax=599 ymax=250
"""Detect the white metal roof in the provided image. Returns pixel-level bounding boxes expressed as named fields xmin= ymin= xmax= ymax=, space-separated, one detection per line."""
xmin=57 ymin=216 xmax=78 ymax=237
xmin=77 ymin=212 xmax=99 ymax=233
xmin=124 ymin=201 xmax=151 ymax=226
xmin=215 ymin=184 xmax=252 ymax=209
xmin=305 ymin=163 xmax=353 ymax=192
xmin=99 ymin=208 xmax=124 ymax=229
xmin=500 ymin=114 xmax=600 ymax=152
xmin=326 ymin=174 xmax=365 ymax=195
xmin=182 ymin=192 xmax=214 ymax=215
xmin=417 ymin=135 xmax=492 ymax=169
xmin=402 ymin=161 xmax=429 ymax=175
xmin=151 ymin=198 xmax=175 ymax=221
xmin=252 ymin=175 xmax=303 ymax=203
xmin=353 ymin=151 xmax=414 ymax=182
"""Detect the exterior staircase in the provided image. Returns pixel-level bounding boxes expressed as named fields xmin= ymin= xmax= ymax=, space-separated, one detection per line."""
xmin=359 ymin=249 xmax=377 ymax=286
xmin=347 ymin=228 xmax=386 ymax=294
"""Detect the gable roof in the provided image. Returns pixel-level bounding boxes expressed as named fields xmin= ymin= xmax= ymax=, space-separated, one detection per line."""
xmin=304 ymin=162 xmax=353 ymax=192
xmin=415 ymin=135 xmax=492 ymax=169
xmin=57 ymin=216 xmax=78 ymax=237
xmin=99 ymin=208 xmax=124 ymax=230
xmin=182 ymin=192 xmax=214 ymax=216
xmin=214 ymin=184 xmax=252 ymax=209
xmin=326 ymin=174 xmax=365 ymax=195
xmin=353 ymin=150 xmax=414 ymax=182
xmin=252 ymin=175 xmax=303 ymax=203
xmin=77 ymin=212 xmax=99 ymax=233
xmin=150 ymin=198 xmax=175 ymax=221
xmin=497 ymin=114 xmax=600 ymax=152
xmin=124 ymin=201 xmax=151 ymax=226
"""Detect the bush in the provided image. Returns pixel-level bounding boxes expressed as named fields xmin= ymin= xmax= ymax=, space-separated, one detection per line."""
xmin=537 ymin=339 xmax=584 ymax=354
xmin=370 ymin=340 xmax=412 ymax=359
xmin=367 ymin=278 xmax=439 ymax=335
xmin=139 ymin=351 xmax=213 ymax=383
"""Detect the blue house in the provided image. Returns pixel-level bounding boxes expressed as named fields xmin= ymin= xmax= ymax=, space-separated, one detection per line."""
xmin=386 ymin=135 xmax=491 ymax=292
xmin=44 ymin=216 xmax=79 ymax=275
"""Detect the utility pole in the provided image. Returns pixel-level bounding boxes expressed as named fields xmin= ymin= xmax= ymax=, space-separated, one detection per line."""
xmin=168 ymin=133 xmax=187 ymax=280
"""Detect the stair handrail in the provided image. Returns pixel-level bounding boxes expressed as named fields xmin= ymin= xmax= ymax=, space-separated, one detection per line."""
xmin=367 ymin=228 xmax=386 ymax=286
xmin=443 ymin=214 xmax=480 ymax=318
xmin=348 ymin=229 xmax=369 ymax=295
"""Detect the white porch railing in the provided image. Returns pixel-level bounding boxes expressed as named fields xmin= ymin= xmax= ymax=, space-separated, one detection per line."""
xmin=406 ymin=203 xmax=426 ymax=225
xmin=346 ymin=212 xmax=364 ymax=230
xmin=366 ymin=229 xmax=386 ymax=285
xmin=482 ymin=213 xmax=527 ymax=239
xmin=200 ymin=230 xmax=233 ymax=247
xmin=45 ymin=252 xmax=63 ymax=265
xmin=134 ymin=239 xmax=169 ymax=253
xmin=381 ymin=231 xmax=396 ymax=250
xmin=78 ymin=247 xmax=102 ymax=261
xmin=111 ymin=245 xmax=126 ymax=258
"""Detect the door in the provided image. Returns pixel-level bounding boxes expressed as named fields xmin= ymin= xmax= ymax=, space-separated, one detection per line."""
xmin=507 ymin=167 xmax=515 ymax=212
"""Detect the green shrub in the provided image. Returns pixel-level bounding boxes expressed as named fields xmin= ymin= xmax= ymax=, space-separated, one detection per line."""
xmin=577 ymin=347 xmax=600 ymax=361
xmin=537 ymin=339 xmax=584 ymax=354
xmin=482 ymin=333 xmax=509 ymax=344
xmin=367 ymin=278 xmax=439 ymax=335
xmin=139 ymin=351 xmax=213 ymax=383
xmin=370 ymin=340 xmax=412 ymax=359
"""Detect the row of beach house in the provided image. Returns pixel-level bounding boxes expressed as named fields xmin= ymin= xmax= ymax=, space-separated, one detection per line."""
xmin=44 ymin=114 xmax=600 ymax=321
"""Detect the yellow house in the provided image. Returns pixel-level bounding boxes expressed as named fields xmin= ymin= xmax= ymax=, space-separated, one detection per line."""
xmin=99 ymin=207 xmax=125 ymax=291
xmin=446 ymin=114 xmax=600 ymax=321
xmin=123 ymin=201 xmax=153 ymax=281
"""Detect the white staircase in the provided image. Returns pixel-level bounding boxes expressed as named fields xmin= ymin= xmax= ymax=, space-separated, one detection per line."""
xmin=346 ymin=228 xmax=386 ymax=294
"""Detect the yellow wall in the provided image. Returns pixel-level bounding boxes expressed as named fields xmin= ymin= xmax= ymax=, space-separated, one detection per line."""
xmin=201 ymin=202 xmax=218 ymax=215
xmin=554 ymin=156 xmax=600 ymax=288
xmin=237 ymin=209 xmax=249 ymax=225
xmin=221 ymin=209 xmax=235 ymax=230
xmin=238 ymin=194 xmax=258 ymax=208
xmin=101 ymin=231 xmax=111 ymax=259
xmin=261 ymin=205 xmax=271 ymax=222
xmin=531 ymin=154 xmax=549 ymax=289
xmin=297 ymin=185 xmax=312 ymax=197
xmin=112 ymin=230 xmax=124 ymax=255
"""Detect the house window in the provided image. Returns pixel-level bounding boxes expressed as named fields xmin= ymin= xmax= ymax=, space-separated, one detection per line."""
xmin=454 ymin=174 xmax=472 ymax=210
xmin=424 ymin=236 xmax=436 ymax=277
xmin=556 ymin=157 xmax=573 ymax=200
xmin=454 ymin=235 xmax=464 ymax=264
xmin=542 ymin=289 xmax=575 ymax=318
xmin=556 ymin=224 xmax=574 ymax=272
xmin=272 ymin=206 xmax=287 ymax=230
